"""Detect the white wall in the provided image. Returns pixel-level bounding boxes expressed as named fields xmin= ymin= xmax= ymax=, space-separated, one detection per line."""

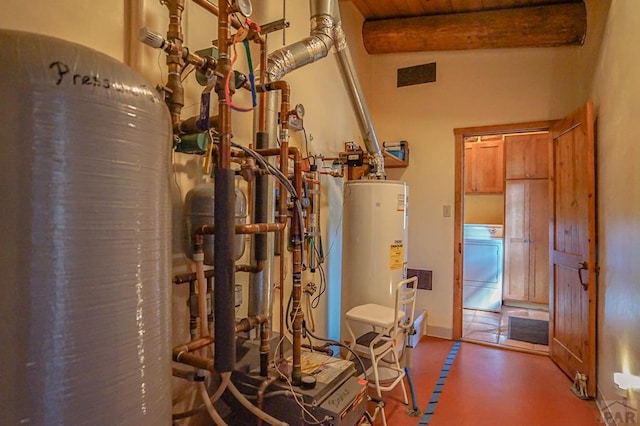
xmin=588 ymin=0 xmax=640 ymax=414
xmin=371 ymin=45 xmax=581 ymax=337
xmin=464 ymin=194 xmax=504 ymax=224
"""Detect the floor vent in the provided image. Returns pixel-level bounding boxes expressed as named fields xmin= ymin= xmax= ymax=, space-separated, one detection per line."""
xmin=408 ymin=268 xmax=432 ymax=290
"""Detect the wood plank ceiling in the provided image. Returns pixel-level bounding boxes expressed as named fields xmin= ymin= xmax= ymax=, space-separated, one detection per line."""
xmin=342 ymin=0 xmax=587 ymax=53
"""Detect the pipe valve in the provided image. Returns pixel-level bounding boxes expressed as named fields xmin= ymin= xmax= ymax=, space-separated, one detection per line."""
xmin=138 ymin=27 xmax=167 ymax=50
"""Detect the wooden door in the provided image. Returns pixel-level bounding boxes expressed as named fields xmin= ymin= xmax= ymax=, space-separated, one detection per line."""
xmin=550 ymin=103 xmax=597 ymax=397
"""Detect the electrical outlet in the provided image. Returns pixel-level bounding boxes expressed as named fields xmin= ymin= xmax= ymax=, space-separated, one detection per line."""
xmin=443 ymin=205 xmax=451 ymax=217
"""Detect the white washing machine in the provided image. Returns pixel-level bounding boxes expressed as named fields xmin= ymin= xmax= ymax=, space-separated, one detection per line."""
xmin=463 ymin=224 xmax=504 ymax=312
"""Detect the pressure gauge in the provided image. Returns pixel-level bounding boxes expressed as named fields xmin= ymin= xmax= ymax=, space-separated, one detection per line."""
xmin=294 ymin=103 xmax=305 ymax=119
xmin=235 ymin=0 xmax=252 ymax=17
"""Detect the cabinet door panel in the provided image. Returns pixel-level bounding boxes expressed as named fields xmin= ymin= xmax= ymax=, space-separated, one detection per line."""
xmin=529 ymin=179 xmax=550 ymax=303
xmin=504 ymin=181 xmax=529 ymax=301
xmin=475 ymin=141 xmax=504 ymax=193
xmin=505 ymin=133 xmax=549 ymax=179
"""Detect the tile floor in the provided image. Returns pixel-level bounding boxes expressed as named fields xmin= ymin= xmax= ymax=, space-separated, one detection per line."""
xmin=462 ymin=306 xmax=550 ymax=353
xmin=380 ymin=337 xmax=601 ymax=425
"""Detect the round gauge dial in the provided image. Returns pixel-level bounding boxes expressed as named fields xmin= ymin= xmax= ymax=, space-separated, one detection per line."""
xmin=235 ymin=0 xmax=252 ymax=17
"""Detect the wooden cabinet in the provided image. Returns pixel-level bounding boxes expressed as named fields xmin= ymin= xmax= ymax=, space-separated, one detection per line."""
xmin=505 ymin=133 xmax=549 ymax=179
xmin=464 ymin=139 xmax=504 ymax=194
xmin=503 ymin=179 xmax=549 ymax=304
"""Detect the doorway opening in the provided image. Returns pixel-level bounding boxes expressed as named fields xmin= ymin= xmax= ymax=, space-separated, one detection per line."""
xmin=453 ymin=121 xmax=555 ymax=354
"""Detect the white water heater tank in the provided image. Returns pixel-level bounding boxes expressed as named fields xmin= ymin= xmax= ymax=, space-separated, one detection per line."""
xmin=341 ymin=180 xmax=409 ymax=339
xmin=0 ymin=30 xmax=172 ymax=424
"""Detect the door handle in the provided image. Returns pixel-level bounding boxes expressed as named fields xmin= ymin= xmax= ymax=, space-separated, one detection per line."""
xmin=578 ymin=261 xmax=588 ymax=291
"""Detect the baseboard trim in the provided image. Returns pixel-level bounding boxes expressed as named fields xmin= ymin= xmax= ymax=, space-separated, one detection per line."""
xmin=427 ymin=325 xmax=453 ymax=339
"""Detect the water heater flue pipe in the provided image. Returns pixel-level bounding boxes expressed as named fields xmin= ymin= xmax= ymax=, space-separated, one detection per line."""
xmin=265 ymin=0 xmax=385 ymax=177
xmin=331 ymin=12 xmax=385 ymax=177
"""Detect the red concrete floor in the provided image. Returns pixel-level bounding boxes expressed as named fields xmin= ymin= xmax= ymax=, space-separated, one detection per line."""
xmin=369 ymin=337 xmax=602 ymax=426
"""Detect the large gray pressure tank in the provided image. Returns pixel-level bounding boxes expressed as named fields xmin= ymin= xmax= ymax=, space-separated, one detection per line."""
xmin=0 ymin=30 xmax=172 ymax=424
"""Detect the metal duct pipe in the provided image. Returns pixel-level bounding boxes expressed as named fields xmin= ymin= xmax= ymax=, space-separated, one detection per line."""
xmin=266 ymin=2 xmax=334 ymax=82
xmin=331 ymin=11 xmax=385 ymax=177
xmin=265 ymin=0 xmax=385 ymax=176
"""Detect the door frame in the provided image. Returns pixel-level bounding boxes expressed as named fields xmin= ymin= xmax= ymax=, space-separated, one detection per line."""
xmin=452 ymin=120 xmax=556 ymax=340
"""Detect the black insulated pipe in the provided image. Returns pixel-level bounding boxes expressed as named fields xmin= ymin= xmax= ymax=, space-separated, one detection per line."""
xmin=214 ymin=167 xmax=236 ymax=373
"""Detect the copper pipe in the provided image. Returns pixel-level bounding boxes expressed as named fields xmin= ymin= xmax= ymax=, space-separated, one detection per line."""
xmin=236 ymin=223 xmax=286 ymax=234
xmin=174 ymin=262 xmax=264 ymax=284
xmin=192 ymin=0 xmax=243 ymax=30
xmin=174 ymin=114 xmax=220 ymax=135
xmin=236 ymin=261 xmax=265 ymax=273
xmin=256 ymin=377 xmax=277 ymax=426
xmin=196 ymin=223 xmax=286 ymax=235
xmin=174 ymin=336 xmax=214 ymax=354
xmin=164 ymin=0 xmax=186 ymax=125
xmin=173 ymin=351 xmax=214 ymax=371
xmin=235 ymin=314 xmax=269 ymax=333
xmin=217 ymin=1 xmax=232 ymax=168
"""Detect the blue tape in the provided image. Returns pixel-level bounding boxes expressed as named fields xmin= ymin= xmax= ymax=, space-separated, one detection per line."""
xmin=419 ymin=341 xmax=462 ymax=425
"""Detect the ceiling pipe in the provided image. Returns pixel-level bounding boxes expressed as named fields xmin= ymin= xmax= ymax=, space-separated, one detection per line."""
xmin=265 ymin=0 xmax=385 ymax=177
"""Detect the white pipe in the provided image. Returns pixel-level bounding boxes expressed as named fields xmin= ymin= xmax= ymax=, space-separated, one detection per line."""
xmin=227 ymin=380 xmax=289 ymax=426
xmin=194 ymin=252 xmax=210 ymax=337
xmin=198 ymin=382 xmax=228 ymax=425
xmin=210 ymin=372 xmax=231 ymax=403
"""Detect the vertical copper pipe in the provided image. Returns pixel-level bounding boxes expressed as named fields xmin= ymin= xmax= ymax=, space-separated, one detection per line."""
xmin=256 ymin=376 xmax=277 ymax=426
xmin=217 ymin=2 xmax=232 ymax=168
xmin=273 ymin=82 xmax=290 ymax=365
xmin=263 ymin=81 xmax=306 ymax=385
xmin=165 ymin=0 xmax=186 ymax=125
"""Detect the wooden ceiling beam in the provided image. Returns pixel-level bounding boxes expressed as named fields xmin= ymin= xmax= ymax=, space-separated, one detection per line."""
xmin=362 ymin=2 xmax=587 ymax=54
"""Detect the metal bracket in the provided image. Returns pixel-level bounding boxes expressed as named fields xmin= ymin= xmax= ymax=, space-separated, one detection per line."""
xmin=260 ymin=18 xmax=290 ymax=35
